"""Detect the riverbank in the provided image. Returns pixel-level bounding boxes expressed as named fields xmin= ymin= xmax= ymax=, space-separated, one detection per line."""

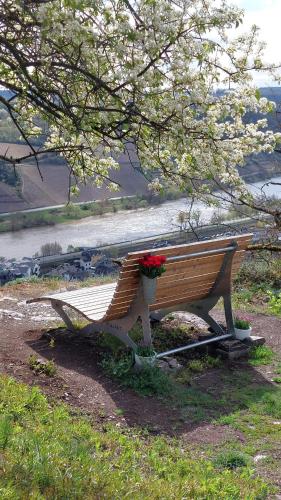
xmin=0 ymin=189 xmax=183 ymax=234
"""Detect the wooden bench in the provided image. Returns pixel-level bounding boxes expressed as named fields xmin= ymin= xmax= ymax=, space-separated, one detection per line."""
xmin=27 ymin=234 xmax=252 ymax=354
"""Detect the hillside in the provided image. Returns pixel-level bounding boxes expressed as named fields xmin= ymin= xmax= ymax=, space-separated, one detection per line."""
xmin=0 ymin=143 xmax=148 ymax=213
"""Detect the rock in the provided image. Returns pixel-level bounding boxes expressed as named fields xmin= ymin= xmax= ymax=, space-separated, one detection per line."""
xmin=216 ymin=346 xmax=250 ymax=360
xmin=159 ymin=356 xmax=184 ymax=371
xmin=155 ymin=360 xmax=172 ymax=373
xmin=242 ymin=336 xmax=266 ymax=347
xmin=217 ymin=339 xmax=245 ymax=352
xmin=167 ymin=358 xmax=184 ymax=371
xmin=254 ymin=454 xmax=267 ymax=463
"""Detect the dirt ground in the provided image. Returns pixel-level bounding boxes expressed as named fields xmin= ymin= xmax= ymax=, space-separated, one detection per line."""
xmin=0 ymin=283 xmax=280 ymax=441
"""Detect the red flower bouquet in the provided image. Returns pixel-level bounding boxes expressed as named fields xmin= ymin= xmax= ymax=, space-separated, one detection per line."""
xmin=138 ymin=254 xmax=166 ymax=279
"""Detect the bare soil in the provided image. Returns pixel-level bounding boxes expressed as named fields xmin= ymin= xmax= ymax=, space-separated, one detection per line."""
xmin=0 ymin=283 xmax=280 ymax=437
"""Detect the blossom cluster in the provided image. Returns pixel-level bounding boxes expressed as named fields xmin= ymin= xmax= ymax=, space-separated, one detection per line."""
xmin=139 ymin=254 xmax=167 ymax=279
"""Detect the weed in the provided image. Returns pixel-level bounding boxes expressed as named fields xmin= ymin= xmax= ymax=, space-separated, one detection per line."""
xmin=249 ymin=346 xmax=274 ymax=366
xmin=175 ymin=368 xmax=192 ymax=385
xmin=28 ymin=355 xmax=57 ymax=377
xmin=101 ymin=354 xmax=133 ymax=379
xmin=267 ymin=290 xmax=281 ymax=316
xmin=177 ymin=355 xmax=221 ymax=379
xmin=272 ymin=377 xmax=281 ymax=384
xmin=115 ymin=408 xmax=124 ymax=416
xmin=260 ymin=393 xmax=281 ymax=418
xmin=213 ymin=451 xmax=251 ymax=470
xmin=204 ymin=355 xmax=222 ymax=368
xmin=0 ymin=415 xmax=12 ymax=449
xmin=135 ymin=345 xmax=156 ymax=357
xmin=126 ymin=366 xmax=175 ymax=397
xmin=187 ymin=359 xmax=205 ymax=373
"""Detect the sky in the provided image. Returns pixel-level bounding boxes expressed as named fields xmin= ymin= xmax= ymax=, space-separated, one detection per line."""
xmin=233 ymin=0 xmax=281 ymax=85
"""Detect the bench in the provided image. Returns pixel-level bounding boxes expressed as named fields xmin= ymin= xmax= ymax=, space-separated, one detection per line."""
xmin=27 ymin=234 xmax=252 ymax=354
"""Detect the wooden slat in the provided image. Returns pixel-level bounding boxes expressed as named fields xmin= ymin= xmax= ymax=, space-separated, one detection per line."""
xmin=149 ymin=289 xmax=211 ymax=311
xmin=158 ymin=252 xmax=243 ymax=285
xmin=126 ymin=234 xmax=252 ymax=262
xmin=61 ymin=289 xmax=117 ymax=305
xmin=48 ymin=299 xmax=106 ymax=321
xmin=66 ymin=297 xmax=113 ymax=310
xmin=156 ymin=279 xmax=215 ymax=300
xmin=51 ymin=282 xmax=116 ymax=295
xmin=105 ymin=311 xmax=128 ymax=321
xmin=51 ymin=298 xmax=110 ymax=316
xmin=50 ymin=283 xmax=116 ymax=300
xmin=80 ymin=295 xmax=133 ymax=314
xmin=156 ymin=271 xmax=218 ymax=290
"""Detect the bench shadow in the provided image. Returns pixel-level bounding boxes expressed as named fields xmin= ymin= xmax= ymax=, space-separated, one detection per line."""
xmin=26 ymin=326 xmax=278 ymax=437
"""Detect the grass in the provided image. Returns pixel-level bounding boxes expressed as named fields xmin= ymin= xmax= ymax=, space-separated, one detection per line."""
xmin=0 ymin=375 xmax=271 ymax=498
xmin=249 ymin=346 xmax=275 ymax=366
xmin=213 ymin=450 xmax=251 ymax=470
xmin=232 ymin=256 xmax=281 ymax=315
xmin=2 ymin=274 xmax=115 ymax=292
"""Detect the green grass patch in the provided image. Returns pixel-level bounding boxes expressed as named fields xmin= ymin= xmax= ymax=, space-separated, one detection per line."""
xmin=101 ymin=354 xmax=175 ymax=397
xmin=213 ymin=450 xmax=251 ymax=470
xmin=249 ymin=346 xmax=274 ymax=366
xmin=0 ymin=375 xmax=270 ymax=498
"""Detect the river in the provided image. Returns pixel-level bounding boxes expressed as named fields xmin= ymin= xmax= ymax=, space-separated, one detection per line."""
xmin=0 ymin=177 xmax=280 ymax=259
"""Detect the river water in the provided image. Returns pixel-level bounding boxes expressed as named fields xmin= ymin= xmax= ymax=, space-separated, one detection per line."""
xmin=0 ymin=177 xmax=280 ymax=259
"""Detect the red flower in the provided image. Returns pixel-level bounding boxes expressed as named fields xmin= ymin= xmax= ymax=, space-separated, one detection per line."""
xmin=138 ymin=254 xmax=167 ymax=278
xmin=138 ymin=254 xmax=166 ymax=268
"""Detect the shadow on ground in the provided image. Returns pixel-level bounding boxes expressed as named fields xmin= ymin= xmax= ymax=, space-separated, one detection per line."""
xmin=25 ymin=323 xmax=279 ymax=440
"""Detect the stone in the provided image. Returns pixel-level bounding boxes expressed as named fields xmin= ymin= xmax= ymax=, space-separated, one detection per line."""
xmin=216 ymin=346 xmax=250 ymax=360
xmin=253 ymin=454 xmax=267 ymax=463
xmin=155 ymin=360 xmax=172 ymax=373
xmin=156 ymin=357 xmax=184 ymax=373
xmin=217 ymin=339 xmax=245 ymax=352
xmin=166 ymin=358 xmax=184 ymax=371
xmin=242 ymin=336 xmax=266 ymax=347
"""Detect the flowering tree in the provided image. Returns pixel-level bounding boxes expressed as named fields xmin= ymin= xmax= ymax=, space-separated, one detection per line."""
xmin=0 ymin=0 xmax=280 ymax=232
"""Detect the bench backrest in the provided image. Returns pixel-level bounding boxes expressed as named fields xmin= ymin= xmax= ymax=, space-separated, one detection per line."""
xmin=105 ymin=233 xmax=252 ymax=321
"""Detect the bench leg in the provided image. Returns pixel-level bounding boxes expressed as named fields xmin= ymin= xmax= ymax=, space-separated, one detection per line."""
xmin=51 ymin=301 xmax=76 ymax=332
xmin=140 ymin=311 xmax=153 ymax=346
xmin=189 ymin=307 xmax=225 ymax=336
xmin=80 ymin=322 xmax=137 ymax=349
xmin=223 ymin=294 xmax=235 ymax=335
